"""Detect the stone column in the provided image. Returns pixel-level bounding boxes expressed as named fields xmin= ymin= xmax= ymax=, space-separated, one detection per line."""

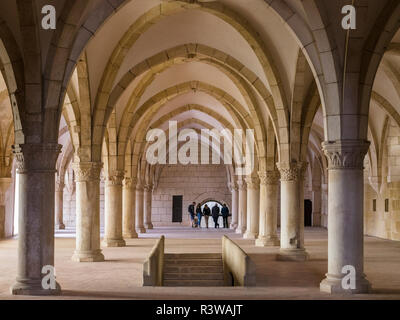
xmin=0 ymin=177 xmax=12 ymax=239
xmin=277 ymin=162 xmax=308 ymax=261
xmin=229 ymin=183 xmax=238 ymax=229
xmin=11 ymin=143 xmax=62 ymax=295
xmin=244 ymin=177 xmax=260 ymax=239
xmin=312 ymin=185 xmax=322 ymax=227
xmin=320 ymin=140 xmax=371 ymax=294
xmin=71 ymin=162 xmax=104 ymax=262
xmin=102 ymin=170 xmax=126 ymax=247
xmin=235 ymin=180 xmax=247 ymax=234
xmin=135 ymin=184 xmax=146 ymax=233
xmin=123 ymin=177 xmax=138 ymax=238
xmin=143 ymin=184 xmax=153 ymax=229
xmin=55 ymin=178 xmax=65 ymax=230
xmin=256 ymin=170 xmax=280 ymax=247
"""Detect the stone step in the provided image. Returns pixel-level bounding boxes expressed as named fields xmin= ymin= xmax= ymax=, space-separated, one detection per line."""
xmin=164 ymin=265 xmax=223 ymax=273
xmin=165 ymin=253 xmax=221 ymax=260
xmin=164 ymin=272 xmax=224 ymax=280
xmin=164 ymin=259 xmax=222 ymax=266
xmin=163 ymin=279 xmax=225 ymax=287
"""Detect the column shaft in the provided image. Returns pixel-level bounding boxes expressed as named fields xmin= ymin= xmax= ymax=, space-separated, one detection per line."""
xmin=236 ymin=180 xmax=247 ymax=234
xmin=320 ymin=141 xmax=371 ymax=294
xmin=256 ymin=171 xmax=280 ymax=247
xmin=71 ymin=162 xmax=104 ymax=262
xmin=143 ymin=184 xmax=153 ymax=229
xmin=0 ymin=177 xmax=12 ymax=239
xmin=55 ymin=180 xmax=65 ymax=230
xmin=277 ymin=162 xmax=308 ymax=261
xmin=103 ymin=171 xmax=126 ymax=247
xmin=123 ymin=178 xmax=138 ymax=238
xmin=244 ymin=177 xmax=260 ymax=239
xmin=11 ymin=144 xmax=62 ymax=295
xmin=230 ymin=184 xmax=238 ymax=229
xmin=135 ymin=185 xmax=146 ymax=233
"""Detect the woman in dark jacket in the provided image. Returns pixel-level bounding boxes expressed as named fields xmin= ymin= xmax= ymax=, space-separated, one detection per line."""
xmin=196 ymin=204 xmax=203 ymax=228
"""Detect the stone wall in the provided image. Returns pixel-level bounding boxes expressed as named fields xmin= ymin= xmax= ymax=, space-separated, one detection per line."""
xmin=152 ymin=164 xmax=231 ymax=227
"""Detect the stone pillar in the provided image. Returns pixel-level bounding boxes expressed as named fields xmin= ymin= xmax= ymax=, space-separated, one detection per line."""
xmin=135 ymin=184 xmax=146 ymax=233
xmin=11 ymin=143 xmax=62 ymax=295
xmin=123 ymin=177 xmax=138 ymax=238
xmin=236 ymin=180 xmax=247 ymax=234
xmin=55 ymin=179 xmax=65 ymax=230
xmin=244 ymin=177 xmax=260 ymax=239
xmin=229 ymin=183 xmax=238 ymax=229
xmin=320 ymin=140 xmax=371 ymax=294
xmin=102 ymin=170 xmax=126 ymax=247
xmin=312 ymin=185 xmax=322 ymax=227
xmin=277 ymin=162 xmax=308 ymax=261
xmin=71 ymin=162 xmax=104 ymax=262
xmin=0 ymin=177 xmax=12 ymax=238
xmin=256 ymin=170 xmax=280 ymax=247
xmin=143 ymin=184 xmax=153 ymax=229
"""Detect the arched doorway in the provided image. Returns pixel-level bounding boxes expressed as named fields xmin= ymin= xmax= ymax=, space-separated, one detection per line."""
xmin=199 ymin=200 xmax=229 ymax=229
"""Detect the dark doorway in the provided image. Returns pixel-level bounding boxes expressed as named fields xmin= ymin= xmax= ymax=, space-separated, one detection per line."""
xmin=172 ymin=195 xmax=183 ymax=222
xmin=304 ymin=199 xmax=312 ymax=227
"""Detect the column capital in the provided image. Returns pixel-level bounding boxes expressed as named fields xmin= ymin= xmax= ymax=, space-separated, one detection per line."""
xmin=106 ymin=170 xmax=125 ymax=186
xmin=13 ymin=143 xmax=62 ymax=173
xmin=229 ymin=182 xmax=238 ymax=192
xmin=123 ymin=177 xmax=137 ymax=189
xmin=73 ymin=162 xmax=103 ymax=182
xmin=237 ymin=179 xmax=247 ymax=191
xmin=276 ymin=161 xmax=307 ymax=181
xmin=322 ymin=140 xmax=370 ymax=170
xmin=245 ymin=176 xmax=260 ymax=190
xmin=143 ymin=183 xmax=153 ymax=192
xmin=258 ymin=170 xmax=280 ymax=185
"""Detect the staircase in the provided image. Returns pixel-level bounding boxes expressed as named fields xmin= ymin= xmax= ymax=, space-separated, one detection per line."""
xmin=163 ymin=253 xmax=225 ymax=287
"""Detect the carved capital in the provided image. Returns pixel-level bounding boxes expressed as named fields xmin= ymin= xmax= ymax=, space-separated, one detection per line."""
xmin=258 ymin=170 xmax=280 ymax=185
xmin=322 ymin=140 xmax=370 ymax=170
xmin=277 ymin=162 xmax=307 ymax=182
xmin=123 ymin=177 xmax=137 ymax=189
xmin=12 ymin=143 xmax=62 ymax=173
xmin=245 ymin=177 xmax=260 ymax=190
xmin=237 ymin=180 xmax=247 ymax=191
xmin=106 ymin=170 xmax=125 ymax=186
xmin=229 ymin=182 xmax=238 ymax=193
xmin=143 ymin=184 xmax=153 ymax=192
xmin=73 ymin=162 xmax=103 ymax=182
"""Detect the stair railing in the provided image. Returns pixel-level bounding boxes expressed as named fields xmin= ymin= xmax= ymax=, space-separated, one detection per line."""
xmin=143 ymin=235 xmax=165 ymax=286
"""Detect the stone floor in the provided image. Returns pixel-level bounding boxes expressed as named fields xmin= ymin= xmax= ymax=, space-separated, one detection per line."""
xmin=0 ymin=227 xmax=400 ymax=300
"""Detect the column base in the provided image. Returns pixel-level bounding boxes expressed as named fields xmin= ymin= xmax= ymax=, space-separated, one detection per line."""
xmin=320 ymin=274 xmax=371 ymax=294
xmin=144 ymin=223 xmax=153 ymax=229
xmin=235 ymin=227 xmax=245 ymax=234
xmin=136 ymin=227 xmax=146 ymax=234
xmin=102 ymin=238 xmax=126 ymax=247
xmin=56 ymin=223 xmax=65 ymax=230
xmin=256 ymin=235 xmax=280 ymax=247
xmin=277 ymin=248 xmax=308 ymax=261
xmin=11 ymin=279 xmax=61 ymax=296
xmin=71 ymin=250 xmax=105 ymax=262
xmin=230 ymin=223 xmax=238 ymax=229
xmin=123 ymin=231 xmax=138 ymax=239
xmin=243 ymin=231 xmax=258 ymax=239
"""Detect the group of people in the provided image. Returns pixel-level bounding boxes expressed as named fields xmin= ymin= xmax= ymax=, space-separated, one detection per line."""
xmin=188 ymin=202 xmax=230 ymax=229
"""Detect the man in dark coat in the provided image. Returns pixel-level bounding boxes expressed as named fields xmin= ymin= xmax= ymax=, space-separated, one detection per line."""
xmin=212 ymin=204 xmax=220 ymax=228
xmin=221 ymin=203 xmax=230 ymax=228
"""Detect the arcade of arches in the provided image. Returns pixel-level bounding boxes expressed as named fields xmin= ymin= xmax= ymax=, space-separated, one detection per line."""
xmin=0 ymin=0 xmax=400 ymax=298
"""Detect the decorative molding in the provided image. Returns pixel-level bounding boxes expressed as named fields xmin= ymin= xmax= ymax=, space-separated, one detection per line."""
xmin=276 ymin=162 xmax=307 ymax=181
xmin=73 ymin=162 xmax=103 ymax=182
xmin=322 ymin=140 xmax=370 ymax=170
xmin=245 ymin=177 xmax=260 ymax=190
xmin=258 ymin=170 xmax=280 ymax=185
xmin=106 ymin=170 xmax=125 ymax=186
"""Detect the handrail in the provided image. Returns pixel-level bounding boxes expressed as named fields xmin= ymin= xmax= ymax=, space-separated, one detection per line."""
xmin=222 ymin=235 xmax=256 ymax=286
xmin=143 ymin=235 xmax=165 ymax=286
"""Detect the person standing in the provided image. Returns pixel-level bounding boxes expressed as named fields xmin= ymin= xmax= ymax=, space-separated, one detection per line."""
xmin=203 ymin=204 xmax=211 ymax=228
xmin=188 ymin=202 xmax=196 ymax=228
xmin=212 ymin=203 xmax=220 ymax=228
xmin=196 ymin=203 xmax=203 ymax=228
xmin=221 ymin=203 xmax=230 ymax=228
